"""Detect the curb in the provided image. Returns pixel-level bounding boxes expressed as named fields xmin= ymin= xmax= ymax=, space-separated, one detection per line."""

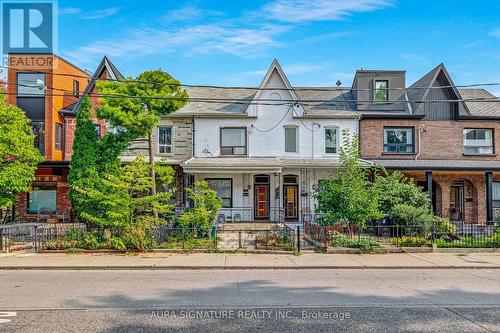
xmin=0 ymin=265 xmax=499 ymax=270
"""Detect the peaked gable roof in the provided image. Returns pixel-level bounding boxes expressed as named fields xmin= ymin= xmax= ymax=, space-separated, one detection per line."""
xmin=249 ymin=59 xmax=299 ymax=103
xmin=407 ymin=63 xmax=469 ymax=115
xmin=69 ymin=56 xmax=125 ymax=115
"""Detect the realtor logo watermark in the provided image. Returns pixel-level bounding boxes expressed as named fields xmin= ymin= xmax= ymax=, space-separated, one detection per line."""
xmin=1 ymin=0 xmax=57 ymax=55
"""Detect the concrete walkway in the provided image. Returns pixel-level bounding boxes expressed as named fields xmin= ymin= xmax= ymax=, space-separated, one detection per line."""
xmin=1 ymin=252 xmax=500 ymax=269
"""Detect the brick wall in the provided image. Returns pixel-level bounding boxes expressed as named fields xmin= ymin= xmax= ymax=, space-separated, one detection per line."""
xmin=360 ymin=119 xmax=500 ymax=160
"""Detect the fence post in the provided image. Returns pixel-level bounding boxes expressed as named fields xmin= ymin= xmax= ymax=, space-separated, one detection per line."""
xmin=296 ymin=225 xmax=301 ymax=254
xmin=34 ymin=226 xmax=38 ymax=252
xmin=238 ymin=230 xmax=242 ymax=249
xmin=396 ymin=224 xmax=400 ymax=247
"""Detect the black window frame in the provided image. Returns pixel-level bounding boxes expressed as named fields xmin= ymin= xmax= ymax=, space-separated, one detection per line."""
xmin=374 ymin=79 xmax=389 ymax=102
xmin=205 ymin=178 xmax=233 ymax=208
xmin=158 ymin=126 xmax=173 ymax=155
xmin=55 ymin=123 xmax=63 ymax=150
xmin=220 ymin=127 xmax=247 ymax=156
xmin=16 ymin=72 xmax=46 ymax=97
xmin=383 ymin=126 xmax=415 ymax=154
xmin=463 ymin=128 xmax=494 ymax=155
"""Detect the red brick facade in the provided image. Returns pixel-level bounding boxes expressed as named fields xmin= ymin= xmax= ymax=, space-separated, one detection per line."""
xmin=361 ymin=119 xmax=500 ymax=224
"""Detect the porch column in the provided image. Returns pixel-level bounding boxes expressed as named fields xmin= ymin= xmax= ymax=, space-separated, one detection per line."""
xmin=426 ymin=171 xmax=433 ymax=211
xmin=486 ymin=171 xmax=493 ymax=222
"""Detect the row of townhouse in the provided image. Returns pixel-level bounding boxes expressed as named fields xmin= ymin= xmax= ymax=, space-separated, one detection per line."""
xmin=7 ymin=54 xmax=500 ymax=225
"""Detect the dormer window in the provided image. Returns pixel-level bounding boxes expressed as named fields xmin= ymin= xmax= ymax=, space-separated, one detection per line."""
xmin=374 ymin=80 xmax=389 ymax=101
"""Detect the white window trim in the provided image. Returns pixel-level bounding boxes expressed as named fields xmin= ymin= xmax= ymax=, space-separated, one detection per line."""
xmin=324 ymin=126 xmax=340 ymax=155
xmin=157 ymin=126 xmax=173 ymax=155
xmin=284 ymin=125 xmax=299 ymax=154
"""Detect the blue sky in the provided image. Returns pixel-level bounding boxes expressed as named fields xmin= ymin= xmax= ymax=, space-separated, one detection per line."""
xmin=57 ymin=0 xmax=500 ymax=95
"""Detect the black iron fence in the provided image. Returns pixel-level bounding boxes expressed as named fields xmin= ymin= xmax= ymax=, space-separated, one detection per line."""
xmin=302 ymin=220 xmax=500 ymax=249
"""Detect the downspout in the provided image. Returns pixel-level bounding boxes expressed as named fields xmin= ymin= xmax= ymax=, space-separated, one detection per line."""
xmin=415 ymin=126 xmax=423 ymax=161
xmin=191 ymin=116 xmax=195 ymax=158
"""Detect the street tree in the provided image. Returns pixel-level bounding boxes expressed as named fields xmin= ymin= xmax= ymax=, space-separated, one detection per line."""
xmin=0 ymin=97 xmax=43 ymax=222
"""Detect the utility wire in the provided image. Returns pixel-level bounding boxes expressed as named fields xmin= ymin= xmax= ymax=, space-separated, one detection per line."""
xmin=3 ymin=64 xmax=500 ymax=93
xmin=5 ymin=84 xmax=500 ymax=105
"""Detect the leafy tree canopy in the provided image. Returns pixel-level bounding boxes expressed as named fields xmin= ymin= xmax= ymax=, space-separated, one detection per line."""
xmin=313 ymin=130 xmax=382 ymax=226
xmin=0 ymin=97 xmax=43 ymax=209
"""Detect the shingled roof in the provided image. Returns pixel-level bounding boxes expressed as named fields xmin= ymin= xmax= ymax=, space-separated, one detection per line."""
xmin=458 ymin=88 xmax=500 ymax=117
xmin=169 ymin=86 xmax=358 ymax=118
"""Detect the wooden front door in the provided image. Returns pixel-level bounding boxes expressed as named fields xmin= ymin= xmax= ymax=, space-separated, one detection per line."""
xmin=284 ymin=185 xmax=298 ymax=220
xmin=254 ymin=184 xmax=270 ymax=220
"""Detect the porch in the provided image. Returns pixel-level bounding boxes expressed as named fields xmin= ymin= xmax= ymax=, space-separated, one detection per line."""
xmin=369 ymin=159 xmax=500 ymax=225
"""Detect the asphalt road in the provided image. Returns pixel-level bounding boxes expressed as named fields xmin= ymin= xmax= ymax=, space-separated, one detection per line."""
xmin=1 ymin=269 xmax=500 ymax=332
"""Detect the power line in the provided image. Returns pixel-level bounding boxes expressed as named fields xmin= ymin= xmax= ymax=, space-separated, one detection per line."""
xmin=6 ymin=83 xmax=500 ymax=105
xmin=4 ymin=64 xmax=500 ymax=93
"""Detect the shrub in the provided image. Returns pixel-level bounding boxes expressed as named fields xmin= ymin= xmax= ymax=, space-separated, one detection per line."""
xmin=433 ymin=216 xmax=456 ymax=235
xmin=329 ymin=231 xmax=384 ymax=253
xmin=392 ymin=236 xmax=431 ymax=247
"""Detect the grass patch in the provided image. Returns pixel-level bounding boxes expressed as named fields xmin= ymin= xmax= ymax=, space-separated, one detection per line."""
xmin=329 ymin=232 xmax=385 ymax=253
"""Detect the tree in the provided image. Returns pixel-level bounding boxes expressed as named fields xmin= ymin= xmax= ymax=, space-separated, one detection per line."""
xmin=72 ymin=155 xmax=175 ymax=227
xmin=68 ymin=97 xmax=100 ymax=219
xmin=96 ymin=70 xmax=188 ymax=196
xmin=373 ymin=170 xmax=430 ymax=216
xmin=178 ymin=181 xmax=222 ymax=230
xmin=0 ymin=96 xmax=43 ymax=221
xmin=312 ymin=130 xmax=382 ymax=228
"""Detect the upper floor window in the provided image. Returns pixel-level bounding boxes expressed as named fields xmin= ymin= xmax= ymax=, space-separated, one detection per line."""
xmin=220 ymin=127 xmax=246 ymax=155
xmin=464 ymin=129 xmax=493 ymax=155
xmin=17 ymin=73 xmax=45 ymax=97
xmin=284 ymin=126 xmax=298 ymax=153
xmin=55 ymin=123 xmax=62 ymax=150
xmin=325 ymin=127 xmax=338 ymax=154
xmin=158 ymin=126 xmax=172 ymax=154
xmin=374 ymin=80 xmax=389 ymax=101
xmin=384 ymin=127 xmax=414 ymax=154
xmin=73 ymin=80 xmax=80 ymax=97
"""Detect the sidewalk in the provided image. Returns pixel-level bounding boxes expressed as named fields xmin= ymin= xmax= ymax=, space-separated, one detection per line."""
xmin=1 ymin=252 xmax=500 ymax=269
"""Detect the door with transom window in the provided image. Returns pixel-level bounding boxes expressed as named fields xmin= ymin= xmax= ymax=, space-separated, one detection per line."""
xmin=254 ymin=175 xmax=270 ymax=220
xmin=283 ymin=175 xmax=299 ymax=221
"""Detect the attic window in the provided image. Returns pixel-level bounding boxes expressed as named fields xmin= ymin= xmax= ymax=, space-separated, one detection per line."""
xmin=73 ymin=80 xmax=79 ymax=97
xmin=374 ymin=80 xmax=389 ymax=101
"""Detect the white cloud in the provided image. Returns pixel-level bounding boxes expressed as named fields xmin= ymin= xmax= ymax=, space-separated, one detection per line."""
xmin=161 ymin=5 xmax=224 ymax=23
xmin=490 ymin=28 xmax=500 ymax=39
xmin=262 ymin=0 xmax=391 ymax=23
xmin=58 ymin=7 xmax=119 ymax=20
xmin=82 ymin=8 xmax=119 ymax=20
xmin=59 ymin=7 xmax=81 ymax=16
xmin=63 ymin=23 xmax=288 ymax=65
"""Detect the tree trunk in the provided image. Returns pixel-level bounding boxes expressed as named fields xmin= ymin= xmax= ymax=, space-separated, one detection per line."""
xmin=148 ymin=132 xmax=158 ymax=219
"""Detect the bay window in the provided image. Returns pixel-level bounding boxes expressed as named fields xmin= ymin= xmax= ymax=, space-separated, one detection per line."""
xmin=464 ymin=129 xmax=493 ymax=155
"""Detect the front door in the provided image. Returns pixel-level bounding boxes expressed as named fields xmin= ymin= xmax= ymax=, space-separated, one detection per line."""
xmin=254 ymin=184 xmax=270 ymax=220
xmin=450 ymin=184 xmax=464 ymax=221
xmin=284 ymin=185 xmax=298 ymax=221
